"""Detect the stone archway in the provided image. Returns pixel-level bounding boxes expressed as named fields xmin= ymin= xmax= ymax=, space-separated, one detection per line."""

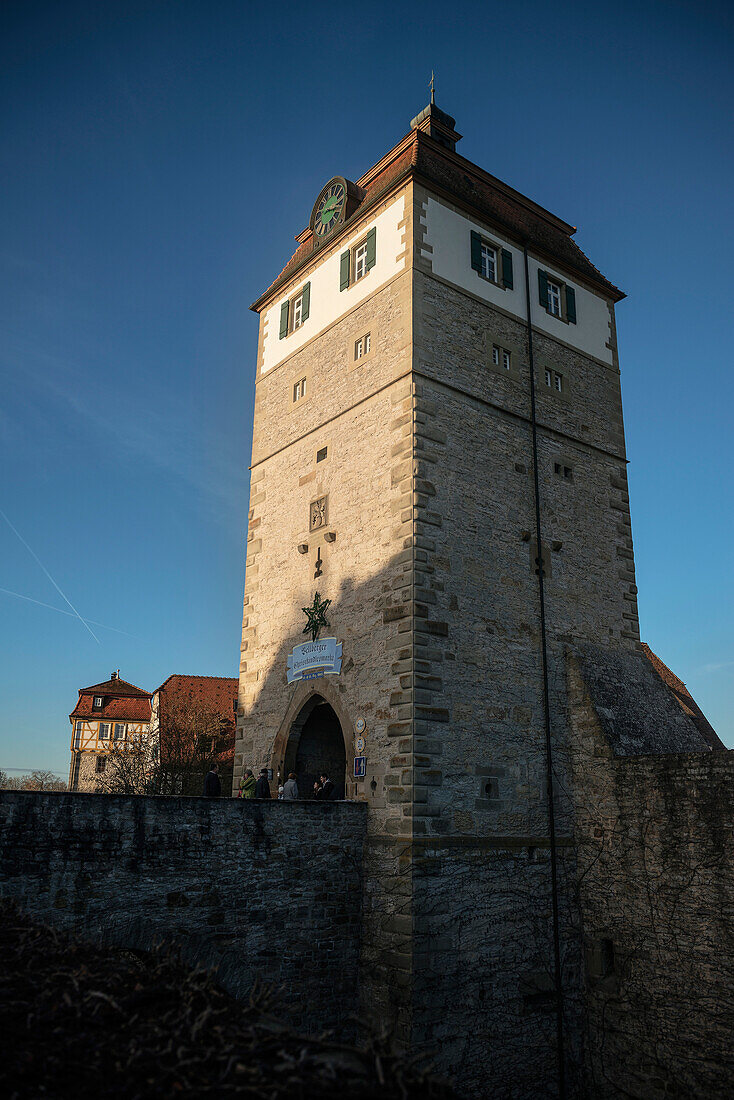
xmin=283 ymin=696 xmax=347 ymax=800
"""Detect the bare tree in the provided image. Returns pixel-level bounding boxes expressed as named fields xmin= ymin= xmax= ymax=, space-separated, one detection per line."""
xmin=0 ymin=770 xmax=66 ymax=791
xmin=96 ymin=699 xmax=233 ymax=796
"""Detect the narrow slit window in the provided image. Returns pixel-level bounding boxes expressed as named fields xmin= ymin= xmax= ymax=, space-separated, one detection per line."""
xmin=292 ymin=294 xmax=304 ymax=330
xmin=502 ymin=349 xmax=511 ymax=371
xmin=554 ymin=373 xmax=563 ymax=393
xmin=316 ymin=446 xmax=328 ymax=463
xmin=545 ymin=369 xmax=552 ymax=387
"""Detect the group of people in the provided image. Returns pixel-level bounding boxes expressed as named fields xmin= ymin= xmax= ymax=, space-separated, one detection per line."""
xmin=202 ymin=763 xmax=337 ymax=801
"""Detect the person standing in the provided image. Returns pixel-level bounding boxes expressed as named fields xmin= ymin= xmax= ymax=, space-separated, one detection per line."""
xmin=318 ymin=772 xmax=335 ymax=800
xmin=203 ymin=763 xmax=221 ymax=798
xmin=239 ymin=769 xmax=256 ymax=799
xmin=282 ymin=773 xmax=299 ymax=800
xmin=255 ymin=768 xmax=271 ymax=799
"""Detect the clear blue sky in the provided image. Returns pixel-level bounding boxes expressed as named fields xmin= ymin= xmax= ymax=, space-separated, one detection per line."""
xmin=1 ymin=0 xmax=732 ymax=775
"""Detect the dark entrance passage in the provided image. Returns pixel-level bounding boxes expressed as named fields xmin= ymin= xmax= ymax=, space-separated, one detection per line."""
xmin=286 ymin=697 xmax=346 ymax=800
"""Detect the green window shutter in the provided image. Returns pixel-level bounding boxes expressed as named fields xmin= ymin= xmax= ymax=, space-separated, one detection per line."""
xmin=501 ymin=249 xmax=513 ymax=289
xmin=365 ymin=227 xmax=377 ymax=270
xmin=279 ymin=300 xmax=289 ymax=339
xmin=301 ymin=281 xmax=310 ymax=321
xmin=470 ymin=231 xmax=482 ymax=272
xmin=565 ymin=285 xmax=576 ymax=324
xmin=340 ymin=250 xmax=351 ymax=291
xmin=538 ymin=270 xmax=549 ymax=309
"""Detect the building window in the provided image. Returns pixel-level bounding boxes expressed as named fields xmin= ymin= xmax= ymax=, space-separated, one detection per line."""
xmin=471 ymin=232 xmax=514 ymax=288
xmin=293 ymin=377 xmax=307 ymax=402
xmin=95 ymin=756 xmax=106 ymax=774
xmin=340 ymin=227 xmax=377 ymax=291
xmin=481 ymin=243 xmax=497 ymax=282
xmin=74 ymin=720 xmax=83 ymax=749
xmin=492 ymin=344 xmax=512 ymax=370
xmin=278 ymin=282 xmax=311 ymax=339
xmin=113 ymin=723 xmax=126 ymax=741
xmin=316 ymin=446 xmax=328 ymax=463
xmin=93 ymin=696 xmax=103 ymax=709
xmin=99 ymin=722 xmax=110 ymax=740
xmin=355 ymin=332 xmax=371 ymax=360
xmin=547 ymin=280 xmax=562 ymax=317
xmin=354 ymin=242 xmax=368 ymax=282
xmin=538 ymin=270 xmax=577 ymax=324
xmin=554 ymin=462 xmax=573 ymax=480
xmin=545 ymin=369 xmax=564 ymax=393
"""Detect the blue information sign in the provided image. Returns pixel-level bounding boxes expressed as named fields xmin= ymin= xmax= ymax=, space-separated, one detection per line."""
xmin=354 ymin=756 xmax=367 ymax=778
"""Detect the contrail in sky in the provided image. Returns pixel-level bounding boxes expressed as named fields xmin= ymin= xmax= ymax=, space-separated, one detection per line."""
xmin=0 ymin=509 xmax=100 ymax=644
xmin=0 ymin=587 xmax=136 ymax=638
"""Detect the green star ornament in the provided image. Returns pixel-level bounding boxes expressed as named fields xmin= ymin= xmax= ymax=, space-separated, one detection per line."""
xmin=302 ymin=592 xmax=332 ymax=643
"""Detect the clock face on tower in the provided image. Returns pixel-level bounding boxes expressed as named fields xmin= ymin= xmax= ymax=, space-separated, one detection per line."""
xmin=311 ymin=178 xmax=347 ymax=240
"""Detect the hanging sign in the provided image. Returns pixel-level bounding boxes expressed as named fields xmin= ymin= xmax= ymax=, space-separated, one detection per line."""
xmin=355 ymin=717 xmax=366 ymax=735
xmin=355 ymin=736 xmax=366 ymax=755
xmin=354 ymin=756 xmax=367 ymax=778
xmin=287 ymin=637 xmax=342 ymax=684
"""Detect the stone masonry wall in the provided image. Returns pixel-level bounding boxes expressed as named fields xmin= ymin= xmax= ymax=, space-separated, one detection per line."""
xmin=0 ymin=792 xmax=367 ymax=1037
xmin=567 ymin=661 xmax=734 ymax=1099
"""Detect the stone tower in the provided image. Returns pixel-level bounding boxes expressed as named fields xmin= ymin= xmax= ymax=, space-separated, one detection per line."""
xmin=234 ymin=100 xmax=657 ymax=1096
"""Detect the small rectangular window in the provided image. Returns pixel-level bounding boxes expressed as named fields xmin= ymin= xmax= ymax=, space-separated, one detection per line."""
xmin=355 ymin=242 xmax=368 ymax=281
xmin=480 ymin=243 xmax=497 ymax=282
xmin=74 ymin=720 xmax=83 ymax=748
xmin=354 ymin=332 xmax=371 ymax=360
xmin=316 ymin=446 xmax=327 ymax=463
xmin=293 ymin=377 xmax=307 ymax=402
xmin=113 ymin=723 xmax=126 ymax=741
xmin=492 ymin=343 xmax=511 ymax=370
xmin=93 ymin=696 xmax=103 ymax=709
xmin=544 ymin=369 xmax=564 ymax=393
xmin=547 ymin=280 xmax=562 ymax=317
xmin=95 ymin=756 xmax=106 ymax=774
xmin=554 ymin=463 xmax=573 ymax=480
xmin=99 ymin=722 xmax=110 ymax=740
xmin=292 ymin=294 xmax=304 ymax=330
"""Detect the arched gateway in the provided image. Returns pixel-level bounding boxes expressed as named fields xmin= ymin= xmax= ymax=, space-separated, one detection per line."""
xmin=278 ymin=693 xmax=348 ymax=800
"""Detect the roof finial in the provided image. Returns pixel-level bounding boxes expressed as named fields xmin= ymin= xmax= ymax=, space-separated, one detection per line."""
xmin=429 ymin=69 xmax=435 ymax=105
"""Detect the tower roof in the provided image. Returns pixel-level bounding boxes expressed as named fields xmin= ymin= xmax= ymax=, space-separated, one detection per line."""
xmin=252 ymin=110 xmax=623 ymax=311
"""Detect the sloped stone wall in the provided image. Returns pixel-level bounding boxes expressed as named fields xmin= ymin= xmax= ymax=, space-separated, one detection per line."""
xmin=0 ymin=792 xmax=367 ymax=1037
xmin=567 ymin=660 xmax=734 ymax=1098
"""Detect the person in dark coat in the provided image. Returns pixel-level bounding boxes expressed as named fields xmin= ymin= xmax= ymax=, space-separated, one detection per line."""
xmin=203 ymin=763 xmax=221 ymax=798
xmin=318 ymin=772 xmax=336 ymax=800
xmin=255 ymin=768 xmax=271 ymax=799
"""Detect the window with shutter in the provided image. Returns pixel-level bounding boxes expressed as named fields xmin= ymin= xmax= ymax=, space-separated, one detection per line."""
xmin=470 ymin=231 xmax=482 ymax=273
xmin=565 ymin=285 xmax=576 ymax=324
xmin=365 ymin=227 xmax=376 ymax=270
xmin=279 ymin=301 xmax=289 ymax=339
xmin=538 ymin=270 xmax=549 ymax=309
xmin=501 ymin=249 xmax=513 ymax=289
xmin=340 ymin=250 xmax=350 ymax=291
xmin=301 ymin=282 xmax=311 ymax=321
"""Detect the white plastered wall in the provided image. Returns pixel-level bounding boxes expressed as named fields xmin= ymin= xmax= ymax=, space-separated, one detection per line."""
xmin=260 ymin=194 xmax=407 ymax=376
xmin=423 ymin=196 xmax=613 ymax=366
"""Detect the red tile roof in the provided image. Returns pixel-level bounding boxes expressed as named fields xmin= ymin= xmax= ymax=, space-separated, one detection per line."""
xmin=641 ymin=643 xmax=724 ymax=750
xmin=252 ymin=126 xmax=623 ymax=311
xmin=70 ymin=677 xmax=152 ymax=721
xmin=155 ymin=675 xmax=238 ymax=765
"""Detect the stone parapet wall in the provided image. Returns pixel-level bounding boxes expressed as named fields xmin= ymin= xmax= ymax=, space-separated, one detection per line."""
xmin=0 ymin=792 xmax=367 ymax=1037
xmin=567 ymin=663 xmax=734 ymax=1098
